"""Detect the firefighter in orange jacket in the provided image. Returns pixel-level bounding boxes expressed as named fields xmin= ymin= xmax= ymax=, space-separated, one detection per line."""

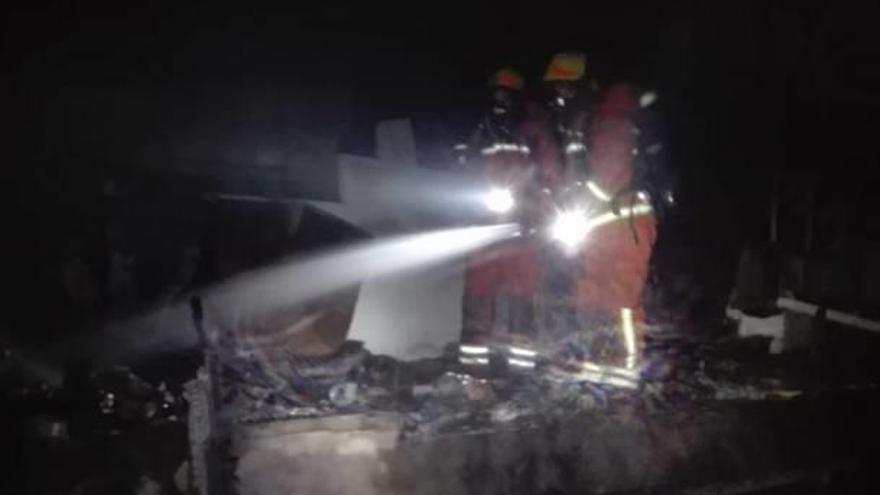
xmin=544 ymin=52 xmax=657 ymax=371
xmin=459 ymin=68 xmax=560 ymax=372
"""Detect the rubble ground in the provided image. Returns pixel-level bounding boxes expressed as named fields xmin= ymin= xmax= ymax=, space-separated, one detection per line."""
xmin=208 ymin=321 xmax=880 ymax=494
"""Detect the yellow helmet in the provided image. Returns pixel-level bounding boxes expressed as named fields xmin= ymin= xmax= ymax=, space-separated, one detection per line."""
xmin=544 ymin=51 xmax=587 ymax=82
xmin=487 ymin=67 xmax=525 ymax=91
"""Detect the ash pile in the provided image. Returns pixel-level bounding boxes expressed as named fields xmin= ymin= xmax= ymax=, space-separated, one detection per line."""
xmin=209 ymin=325 xmax=812 ymax=436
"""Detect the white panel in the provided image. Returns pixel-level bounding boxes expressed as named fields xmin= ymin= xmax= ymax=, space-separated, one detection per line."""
xmin=347 ymin=262 xmax=464 ymax=360
xmin=375 ymin=118 xmax=418 ymax=169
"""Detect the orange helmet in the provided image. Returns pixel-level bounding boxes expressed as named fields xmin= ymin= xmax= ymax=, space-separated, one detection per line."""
xmin=487 ymin=67 xmax=525 ymax=91
xmin=544 ymin=51 xmax=587 ymax=82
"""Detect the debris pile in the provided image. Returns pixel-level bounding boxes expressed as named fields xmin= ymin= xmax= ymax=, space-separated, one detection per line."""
xmin=210 ymin=327 xmax=817 ymax=436
xmin=1 ymin=347 xmax=190 ymax=494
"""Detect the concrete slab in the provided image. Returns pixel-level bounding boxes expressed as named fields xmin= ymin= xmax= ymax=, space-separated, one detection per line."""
xmin=232 ymin=413 xmax=404 ymax=495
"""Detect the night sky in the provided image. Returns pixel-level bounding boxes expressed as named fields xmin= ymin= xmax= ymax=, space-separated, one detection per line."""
xmin=7 ymin=2 xmax=876 ymax=184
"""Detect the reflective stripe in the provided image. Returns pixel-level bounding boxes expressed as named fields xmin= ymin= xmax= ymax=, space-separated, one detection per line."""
xmin=586 ymin=203 xmax=653 ymax=230
xmin=578 ymin=360 xmax=639 ymax=388
xmin=481 ymin=143 xmax=530 ymax=156
xmin=620 ymin=308 xmax=637 ymax=369
xmin=460 ymin=344 xmax=490 ymax=355
xmin=585 ymin=182 xmax=653 ymax=209
xmin=508 ymin=357 xmax=536 ymax=369
xmin=581 ymin=360 xmax=640 ymax=380
xmin=453 ymin=143 xmax=468 ymax=151
xmin=565 ymin=142 xmax=586 ymax=154
xmin=580 ymin=370 xmax=638 ymax=389
xmin=586 ymin=181 xmax=612 ymax=202
xmin=509 ymin=346 xmax=537 ymax=358
xmin=459 ymin=356 xmax=489 ymax=366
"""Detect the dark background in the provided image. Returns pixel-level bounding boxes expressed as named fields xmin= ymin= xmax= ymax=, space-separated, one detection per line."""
xmin=4 ymin=1 xmax=879 ymax=338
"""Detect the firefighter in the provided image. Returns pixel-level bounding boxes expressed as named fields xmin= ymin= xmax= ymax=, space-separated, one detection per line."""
xmin=544 ymin=52 xmax=658 ymax=371
xmin=543 ymin=52 xmax=597 ymax=183
xmin=459 ymin=67 xmax=559 ymax=373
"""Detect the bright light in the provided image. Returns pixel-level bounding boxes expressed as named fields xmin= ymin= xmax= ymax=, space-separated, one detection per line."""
xmin=485 ymin=188 xmax=515 ymax=213
xmin=550 ymin=208 xmax=590 ymax=250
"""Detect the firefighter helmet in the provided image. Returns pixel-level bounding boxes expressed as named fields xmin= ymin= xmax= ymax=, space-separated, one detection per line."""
xmin=488 ymin=67 xmax=525 ymax=91
xmin=544 ymin=52 xmax=587 ymax=82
